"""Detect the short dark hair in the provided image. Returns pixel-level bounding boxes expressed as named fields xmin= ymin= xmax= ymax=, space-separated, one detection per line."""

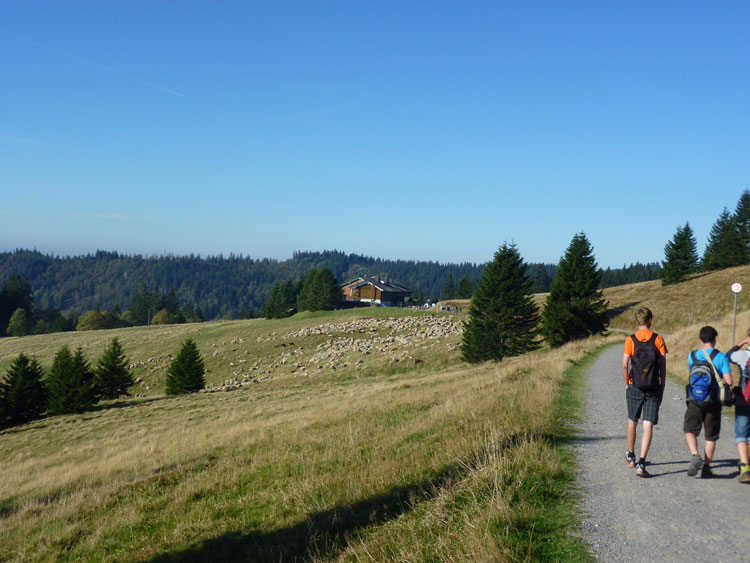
xmin=699 ymin=326 xmax=718 ymax=344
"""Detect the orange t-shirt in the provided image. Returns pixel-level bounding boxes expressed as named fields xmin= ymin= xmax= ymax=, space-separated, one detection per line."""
xmin=624 ymin=329 xmax=668 ymax=356
xmin=624 ymin=329 xmax=668 ymax=384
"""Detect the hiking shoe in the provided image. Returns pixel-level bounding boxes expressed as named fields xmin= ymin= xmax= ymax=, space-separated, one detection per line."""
xmin=635 ymin=461 xmax=650 ymax=478
xmin=687 ymin=454 xmax=703 ymax=477
xmin=738 ymin=465 xmax=750 ymax=484
xmin=624 ymin=451 xmax=636 ymax=468
xmin=700 ymin=465 xmax=713 ymax=479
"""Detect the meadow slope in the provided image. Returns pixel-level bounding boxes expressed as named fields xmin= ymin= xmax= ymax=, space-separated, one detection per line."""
xmin=0 ymin=308 xmax=607 ymax=562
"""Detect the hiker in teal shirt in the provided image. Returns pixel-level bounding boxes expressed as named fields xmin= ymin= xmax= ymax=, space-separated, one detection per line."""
xmin=684 ymin=326 xmax=733 ymax=479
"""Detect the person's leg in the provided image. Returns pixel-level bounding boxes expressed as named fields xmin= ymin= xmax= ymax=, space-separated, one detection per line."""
xmin=627 ymin=419 xmax=637 ymax=453
xmin=686 ymin=432 xmax=699 ymax=455
xmin=640 ymin=420 xmax=654 ymax=459
xmin=704 ymin=406 xmax=722 ymax=466
xmin=704 ymin=440 xmax=716 ymax=465
xmin=736 ymin=406 xmax=750 ymax=465
xmin=738 ymin=442 xmax=749 ymax=465
xmin=625 ymin=387 xmax=643 ymax=466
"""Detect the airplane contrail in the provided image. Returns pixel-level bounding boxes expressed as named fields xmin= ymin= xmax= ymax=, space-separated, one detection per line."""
xmin=1 ymin=29 xmax=184 ymax=97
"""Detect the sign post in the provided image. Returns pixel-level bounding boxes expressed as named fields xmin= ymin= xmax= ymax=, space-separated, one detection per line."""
xmin=732 ymin=282 xmax=743 ymax=344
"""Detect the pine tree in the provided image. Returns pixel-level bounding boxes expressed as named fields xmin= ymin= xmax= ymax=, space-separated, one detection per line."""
xmin=702 ymin=208 xmax=745 ymax=271
xmin=264 ymin=282 xmax=285 ymax=319
xmin=455 ymin=276 xmax=473 ymax=299
xmin=541 ymin=232 xmax=608 ymax=348
xmin=461 ymin=243 xmax=539 ymax=363
xmin=7 ymin=308 xmax=31 ymax=336
xmin=660 ymin=223 xmax=699 ymax=285
xmin=441 ymin=273 xmax=456 ymax=300
xmin=95 ymin=338 xmax=134 ymax=400
xmin=297 ymin=268 xmax=340 ymax=312
xmin=46 ymin=346 xmax=98 ymax=415
xmin=312 ymin=268 xmax=341 ymax=311
xmin=296 ymin=269 xmax=318 ymax=312
xmin=166 ymin=339 xmax=205 ymax=395
xmin=0 ymin=354 xmax=47 ymax=426
xmin=735 ymin=190 xmax=750 ymax=263
xmin=130 ymin=286 xmax=157 ymax=325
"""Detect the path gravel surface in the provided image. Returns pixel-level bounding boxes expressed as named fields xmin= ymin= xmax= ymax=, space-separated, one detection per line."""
xmin=577 ymin=343 xmax=750 ymax=562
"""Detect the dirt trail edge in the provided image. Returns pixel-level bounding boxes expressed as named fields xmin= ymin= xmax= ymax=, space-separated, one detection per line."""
xmin=576 ymin=343 xmax=750 ymax=563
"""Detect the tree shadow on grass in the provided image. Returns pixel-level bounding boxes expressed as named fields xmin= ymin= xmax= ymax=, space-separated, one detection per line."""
xmin=145 ymin=465 xmax=463 ymax=563
xmin=145 ymin=432 xmax=552 ymax=563
xmin=607 ymin=301 xmax=641 ymax=320
xmin=89 ymin=396 xmax=168 ymax=413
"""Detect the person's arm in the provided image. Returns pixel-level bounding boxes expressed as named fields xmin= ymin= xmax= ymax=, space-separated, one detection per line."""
xmin=720 ymin=355 xmax=734 ymax=386
xmin=622 ymin=354 xmax=631 ymax=388
xmin=729 ymin=336 xmax=750 ymax=355
xmin=723 ymin=370 xmax=734 ymax=386
xmin=660 ymin=354 xmax=667 ymax=392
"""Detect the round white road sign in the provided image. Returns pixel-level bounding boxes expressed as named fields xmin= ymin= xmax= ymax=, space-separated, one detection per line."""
xmin=732 ymin=282 xmax=743 ymax=293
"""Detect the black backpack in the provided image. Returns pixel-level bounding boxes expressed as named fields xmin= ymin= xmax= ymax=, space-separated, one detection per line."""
xmin=630 ymin=333 xmax=661 ymax=390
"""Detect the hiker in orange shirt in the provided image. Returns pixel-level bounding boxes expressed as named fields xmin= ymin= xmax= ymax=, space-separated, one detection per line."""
xmin=622 ymin=307 xmax=668 ymax=477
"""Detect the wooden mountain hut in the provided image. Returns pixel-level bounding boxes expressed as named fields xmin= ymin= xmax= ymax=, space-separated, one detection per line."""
xmin=341 ymin=276 xmax=412 ymax=307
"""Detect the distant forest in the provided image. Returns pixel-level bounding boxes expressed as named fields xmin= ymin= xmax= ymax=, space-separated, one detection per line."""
xmin=0 ymin=249 xmax=659 ymax=320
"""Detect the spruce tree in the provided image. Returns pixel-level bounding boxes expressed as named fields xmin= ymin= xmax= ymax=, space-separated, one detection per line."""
xmin=441 ymin=273 xmax=456 ymax=300
xmin=0 ymin=354 xmax=47 ymax=426
xmin=264 ymin=282 xmax=283 ymax=319
xmin=455 ymin=276 xmax=473 ymax=299
xmin=297 ymin=268 xmax=340 ymax=312
xmin=702 ymin=208 xmax=745 ymax=271
xmin=46 ymin=346 xmax=98 ymax=415
xmin=660 ymin=223 xmax=699 ymax=285
xmin=166 ymin=339 xmax=205 ymax=395
xmin=541 ymin=232 xmax=608 ymax=348
xmin=313 ymin=268 xmax=341 ymax=311
xmin=461 ymin=243 xmax=539 ymax=363
xmin=735 ymin=190 xmax=750 ymax=263
xmin=296 ymin=269 xmax=318 ymax=312
xmin=95 ymin=338 xmax=135 ymax=400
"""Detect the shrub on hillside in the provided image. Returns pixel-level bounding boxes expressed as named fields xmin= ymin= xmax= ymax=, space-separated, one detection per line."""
xmin=76 ymin=310 xmax=120 ymax=331
xmin=7 ymin=308 xmax=31 ymax=337
xmin=166 ymin=339 xmax=205 ymax=395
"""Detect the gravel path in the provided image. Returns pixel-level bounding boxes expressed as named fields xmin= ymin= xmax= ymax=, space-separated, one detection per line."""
xmin=576 ymin=343 xmax=750 ymax=562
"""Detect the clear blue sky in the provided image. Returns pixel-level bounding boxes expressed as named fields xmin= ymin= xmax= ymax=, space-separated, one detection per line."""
xmin=1 ymin=1 xmax=749 ymax=268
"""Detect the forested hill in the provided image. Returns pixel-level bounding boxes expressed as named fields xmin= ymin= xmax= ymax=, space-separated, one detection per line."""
xmin=0 ymin=249 xmax=659 ymax=320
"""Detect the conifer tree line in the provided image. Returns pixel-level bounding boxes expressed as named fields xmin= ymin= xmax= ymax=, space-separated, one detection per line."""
xmin=264 ymin=267 xmax=343 ymax=319
xmin=0 ymin=337 xmax=207 ymax=428
xmin=462 ymin=232 xmax=608 ymax=362
xmin=661 ymin=189 xmax=750 ymax=285
xmin=0 ymin=248 xmax=658 ymax=332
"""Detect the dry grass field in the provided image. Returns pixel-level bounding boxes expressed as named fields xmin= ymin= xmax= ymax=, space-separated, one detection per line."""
xmin=0 ymin=307 xmax=606 ymax=562
xmin=6 ymin=264 xmax=745 ymax=562
xmin=605 ymin=264 xmax=750 ymax=333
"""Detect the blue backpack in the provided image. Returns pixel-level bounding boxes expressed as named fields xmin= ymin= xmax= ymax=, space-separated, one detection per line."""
xmin=687 ymin=350 xmax=719 ymax=407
